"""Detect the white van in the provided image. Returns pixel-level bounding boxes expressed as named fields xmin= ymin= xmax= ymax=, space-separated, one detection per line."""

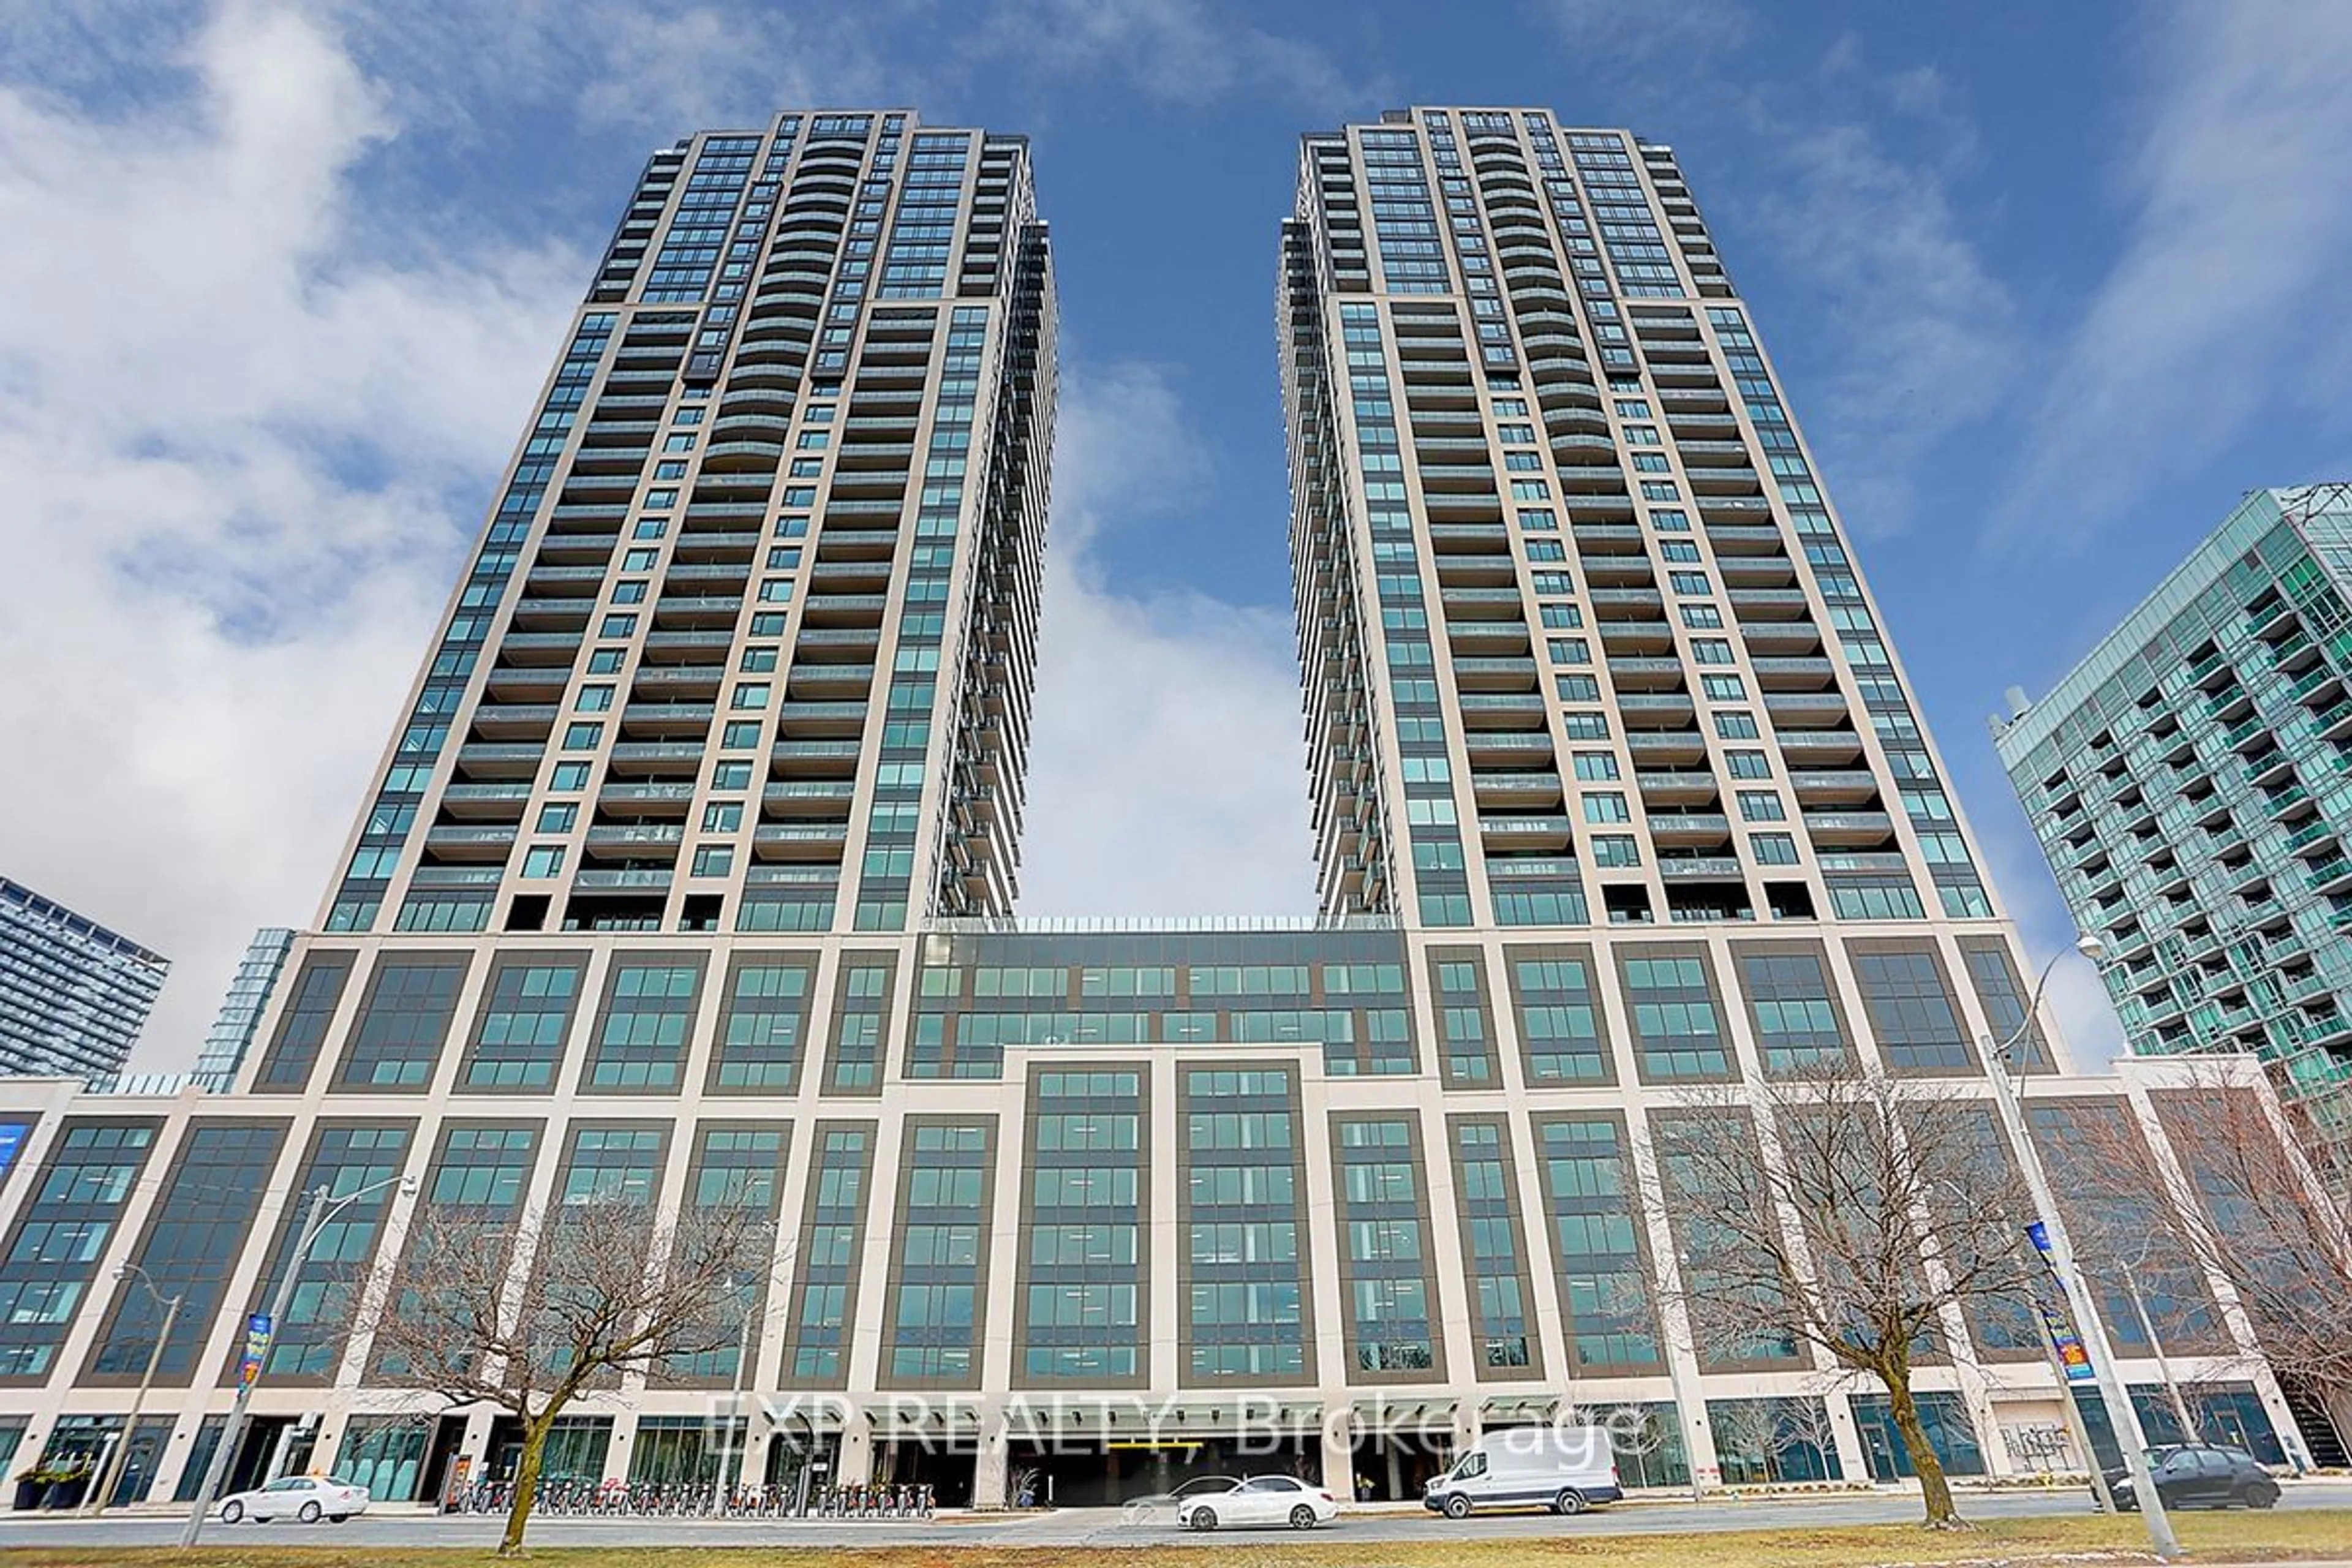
xmin=1422 ymin=1425 xmax=1623 ymax=1517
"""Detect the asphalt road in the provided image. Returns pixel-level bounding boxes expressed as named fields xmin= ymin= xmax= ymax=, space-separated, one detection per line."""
xmin=2 ymin=1481 xmax=2346 ymax=1550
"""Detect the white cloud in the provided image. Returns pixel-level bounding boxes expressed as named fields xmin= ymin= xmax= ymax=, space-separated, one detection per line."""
xmin=1994 ymin=0 xmax=2352 ymax=552
xmin=1016 ymin=363 xmax=1317 ymax=918
xmin=1523 ymin=16 xmax=2019 ymax=535
xmin=978 ymin=0 xmax=1373 ymax=113
xmin=1530 ymin=0 xmax=1754 ymax=61
xmin=326 ymin=0 xmax=897 ymax=139
xmin=1743 ymin=112 xmax=2019 ymax=534
xmin=0 ymin=2 xmax=578 ymax=1071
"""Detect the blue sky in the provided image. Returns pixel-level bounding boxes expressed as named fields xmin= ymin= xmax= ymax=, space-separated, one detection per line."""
xmin=4 ymin=0 xmax=2351 ymax=1067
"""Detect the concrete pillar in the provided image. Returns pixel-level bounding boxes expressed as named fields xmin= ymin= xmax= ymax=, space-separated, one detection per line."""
xmin=971 ymin=1408 xmax=1009 ymax=1509
xmin=1318 ymin=1411 xmax=1354 ymax=1497
xmin=837 ymin=1419 xmax=874 ymax=1485
xmin=1824 ymin=1392 xmax=1871 ymax=1484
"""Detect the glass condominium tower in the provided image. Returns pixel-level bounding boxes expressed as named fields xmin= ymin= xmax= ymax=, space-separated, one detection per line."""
xmin=1285 ymin=108 xmax=2007 ymax=937
xmin=325 ymin=109 xmax=1052 ymax=941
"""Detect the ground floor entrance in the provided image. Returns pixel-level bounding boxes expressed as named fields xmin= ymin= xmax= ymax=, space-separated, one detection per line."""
xmin=1007 ymin=1434 xmax=1321 ymax=1507
xmin=873 ymin=1437 xmax=979 ymax=1508
xmin=1346 ymin=1432 xmax=1450 ymax=1501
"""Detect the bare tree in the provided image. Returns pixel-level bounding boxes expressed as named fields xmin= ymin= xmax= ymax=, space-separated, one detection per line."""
xmin=1654 ymin=1062 xmax=2046 ymax=1527
xmin=2070 ymin=1072 xmax=2352 ymax=1450
xmin=363 ymin=1196 xmax=771 ymax=1556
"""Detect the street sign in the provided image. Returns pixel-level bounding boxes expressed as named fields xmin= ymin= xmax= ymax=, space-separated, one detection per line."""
xmin=238 ymin=1313 xmax=273 ymax=1388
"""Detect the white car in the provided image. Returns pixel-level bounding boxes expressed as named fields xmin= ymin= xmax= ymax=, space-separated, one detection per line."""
xmin=1178 ymin=1473 xmax=1338 ymax=1531
xmin=215 ymin=1473 xmax=371 ymax=1524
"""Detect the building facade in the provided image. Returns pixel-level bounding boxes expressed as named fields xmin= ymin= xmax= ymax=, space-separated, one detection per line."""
xmin=1995 ymin=484 xmax=2352 ymax=1143
xmin=0 ymin=878 xmax=168 ymax=1084
xmin=0 ymin=109 xmax=2321 ymax=1513
xmin=188 ymin=929 xmax=295 ymax=1091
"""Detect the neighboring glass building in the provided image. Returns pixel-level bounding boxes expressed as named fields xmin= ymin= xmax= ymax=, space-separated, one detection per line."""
xmin=0 ymin=108 xmax=2320 ymax=1510
xmin=1995 ymin=483 xmax=2352 ymax=1140
xmin=191 ymin=929 xmax=295 ymax=1090
xmin=0 ymin=877 xmax=168 ymax=1082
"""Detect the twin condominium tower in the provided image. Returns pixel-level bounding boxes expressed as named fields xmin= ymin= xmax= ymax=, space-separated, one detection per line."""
xmin=0 ymin=108 xmax=2318 ymax=1510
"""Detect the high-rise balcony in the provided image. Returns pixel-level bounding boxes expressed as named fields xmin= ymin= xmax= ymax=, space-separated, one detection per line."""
xmin=1774 ymin=729 xmax=1865 ymax=764
xmin=1635 ymin=771 xmax=1717 ymax=805
xmin=1605 ymin=657 xmax=1685 ymax=691
xmin=454 ymin=743 xmax=545 ymax=777
xmin=669 ymin=532 xmax=761 ymax=562
xmin=1450 ymin=655 xmax=1539 ymax=692
xmin=1572 ymin=522 xmax=1644 ymax=549
xmin=483 ymin=665 xmax=569 ymax=698
xmin=423 ymin=824 xmax=518 ymax=859
xmin=809 ymin=559 xmax=892 ymax=588
xmin=788 ymin=663 xmax=876 ymax=696
xmin=471 ymin=703 xmax=557 ymax=738
xmin=1617 ymin=692 xmax=1698 ymax=726
xmin=1597 ymin=620 xmax=1673 ymax=654
xmin=1477 ymin=815 xmax=1575 ymax=849
xmin=584 ymin=823 xmax=684 ymax=851
xmin=799 ymin=594 xmax=889 ymax=625
xmin=752 ymin=823 xmax=851 ymax=857
xmin=1427 ymin=522 xmax=1512 ymax=551
xmin=1443 ymin=621 xmax=1531 ymax=654
xmin=510 ymin=598 xmax=593 ymax=628
xmin=1470 ymin=772 xmax=1565 ymax=806
xmin=1727 ymin=586 xmax=1811 ymax=616
xmin=1581 ymin=557 xmax=1656 ymax=587
xmin=1626 ymin=729 xmax=1708 ymax=766
xmin=1751 ymin=657 xmax=1837 ymax=692
xmin=1554 ymin=465 xmax=1631 ymax=495
xmin=764 ymin=780 xmax=858 ymax=813
xmin=1764 ymin=692 xmax=1852 ymax=726
xmin=771 ymin=738 xmax=864 ymax=774
xmin=439 ymin=782 xmax=534 ymax=818
xmin=606 ymin=741 xmax=706 ymax=771
xmin=1455 ymin=692 xmax=1548 ymax=725
xmin=701 ymin=440 xmax=784 ymax=473
xmin=573 ymin=867 xmax=674 ymax=891
xmin=1801 ymin=810 xmax=1896 ymax=847
xmin=1787 ymin=770 xmax=1880 ymax=806
xmin=1588 ymin=587 xmax=1665 ymax=616
xmin=630 ymin=665 xmax=724 ymax=694
xmin=619 ymin=703 xmax=715 ymax=736
xmin=1649 ymin=812 xmax=1732 ymax=846
xmin=1436 ymin=586 xmax=1525 ymax=619
xmin=1740 ymin=622 xmax=1824 ymax=655
xmin=652 ymin=594 xmax=745 ymax=626
xmin=597 ymin=780 xmax=696 ymax=813
xmin=791 ymin=626 xmax=884 ymax=654
xmin=1656 ymin=856 xmax=1745 ymax=881
xmin=777 ymin=701 xmax=869 ymax=736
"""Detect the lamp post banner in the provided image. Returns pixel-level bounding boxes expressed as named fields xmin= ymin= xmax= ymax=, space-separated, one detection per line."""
xmin=2037 ymin=1302 xmax=2097 ymax=1382
xmin=238 ymin=1314 xmax=273 ymax=1389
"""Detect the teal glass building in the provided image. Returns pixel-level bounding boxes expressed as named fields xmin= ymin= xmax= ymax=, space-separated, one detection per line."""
xmin=1996 ymin=484 xmax=2352 ymax=1140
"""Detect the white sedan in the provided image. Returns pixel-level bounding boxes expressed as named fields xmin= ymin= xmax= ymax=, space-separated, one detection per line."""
xmin=215 ymin=1473 xmax=371 ymax=1524
xmin=1178 ymin=1473 xmax=1339 ymax=1531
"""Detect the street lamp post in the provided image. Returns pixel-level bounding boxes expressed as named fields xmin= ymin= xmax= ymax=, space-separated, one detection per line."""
xmin=2119 ymin=1259 xmax=2198 ymax=1441
xmin=178 ymin=1172 xmax=418 ymax=1548
xmin=1980 ymin=936 xmax=2180 ymax=1559
xmin=86 ymin=1264 xmax=181 ymax=1517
